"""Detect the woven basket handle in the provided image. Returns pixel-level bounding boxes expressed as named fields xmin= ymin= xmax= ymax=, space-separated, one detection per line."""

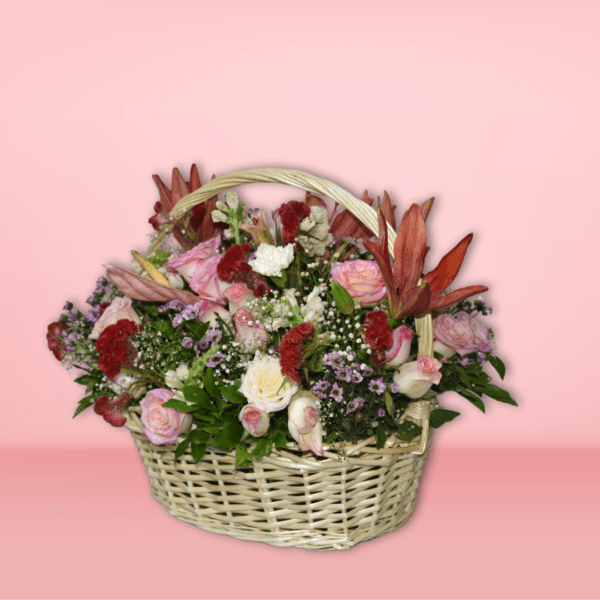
xmin=170 ymin=167 xmax=433 ymax=453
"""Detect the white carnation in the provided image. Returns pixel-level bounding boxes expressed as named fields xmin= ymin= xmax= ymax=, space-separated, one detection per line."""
xmin=249 ymin=243 xmax=295 ymax=277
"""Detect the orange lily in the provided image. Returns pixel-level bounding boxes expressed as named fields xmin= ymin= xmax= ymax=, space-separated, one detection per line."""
xmin=363 ymin=203 xmax=488 ymax=319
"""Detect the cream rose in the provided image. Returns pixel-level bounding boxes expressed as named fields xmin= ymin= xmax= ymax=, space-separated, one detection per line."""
xmin=239 ymin=404 xmax=270 ymax=437
xmin=393 ymin=356 xmax=443 ymax=399
xmin=287 ymin=390 xmax=323 ymax=456
xmin=239 ymin=354 xmax=298 ymax=413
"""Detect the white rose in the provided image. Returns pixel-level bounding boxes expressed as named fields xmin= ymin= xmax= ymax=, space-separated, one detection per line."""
xmin=239 ymin=354 xmax=298 ymax=413
xmin=393 ymin=356 xmax=443 ymax=399
xmin=249 ymin=243 xmax=295 ymax=278
xmin=164 ymin=364 xmax=190 ymax=390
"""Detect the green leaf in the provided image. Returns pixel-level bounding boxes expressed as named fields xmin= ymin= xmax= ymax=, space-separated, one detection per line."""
xmin=190 ymin=443 xmax=207 ymax=463
xmin=188 ymin=429 xmax=209 ymax=444
xmin=162 ymin=399 xmax=194 ymax=413
xmin=182 ymin=385 xmax=213 ymax=410
xmin=478 ymin=383 xmax=517 ymax=406
xmin=396 ymin=421 xmax=423 ymax=441
xmin=220 ymin=385 xmax=246 ymax=405
xmin=384 ymin=391 xmax=396 ymax=419
xmin=429 ymin=408 xmax=460 ymax=428
xmin=331 ymin=280 xmax=355 ymax=315
xmin=376 ymin=423 xmax=387 ymax=448
xmin=74 ymin=374 xmax=99 ymax=388
xmin=488 ymin=355 xmax=506 ymax=380
xmin=273 ymin=429 xmax=289 ymax=448
xmin=270 ymin=271 xmax=287 ymax=288
xmin=455 ymin=364 xmax=473 ymax=389
xmin=457 ymin=388 xmax=486 ymax=412
xmin=203 ymin=368 xmax=219 ymax=399
xmin=186 ymin=320 xmax=209 ymax=341
xmin=235 ymin=443 xmax=255 ymax=468
xmin=253 ymin=438 xmax=273 ymax=459
xmin=154 ymin=320 xmax=175 ymax=337
xmin=175 ymin=437 xmax=191 ymax=459
xmin=73 ymin=396 xmax=95 ymax=418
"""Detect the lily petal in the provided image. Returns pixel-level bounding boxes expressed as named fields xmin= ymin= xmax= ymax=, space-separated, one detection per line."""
xmin=428 ymin=285 xmax=489 ymax=311
xmin=393 ymin=204 xmax=429 ymax=294
xmin=423 ymin=233 xmax=474 ymax=297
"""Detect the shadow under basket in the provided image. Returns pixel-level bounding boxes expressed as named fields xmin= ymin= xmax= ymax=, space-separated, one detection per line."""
xmin=125 ymin=406 xmax=430 ymax=550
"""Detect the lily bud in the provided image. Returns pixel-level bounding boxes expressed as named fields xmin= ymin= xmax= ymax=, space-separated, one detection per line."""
xmin=211 ymin=209 xmax=228 ymax=223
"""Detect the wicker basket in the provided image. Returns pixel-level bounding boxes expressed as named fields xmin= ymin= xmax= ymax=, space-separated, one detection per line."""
xmin=125 ymin=168 xmax=435 ymax=550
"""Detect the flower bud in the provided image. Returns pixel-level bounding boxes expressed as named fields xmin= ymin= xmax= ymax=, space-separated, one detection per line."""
xmin=211 ymin=209 xmax=228 ymax=223
xmin=239 ymin=404 xmax=270 ymax=437
xmin=215 ymin=200 xmax=227 ymax=211
xmin=225 ymin=192 xmax=239 ymax=209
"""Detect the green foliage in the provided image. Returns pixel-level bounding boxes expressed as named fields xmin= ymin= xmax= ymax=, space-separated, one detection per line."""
xmin=395 ymin=421 xmax=423 ymax=441
xmin=429 ymin=408 xmax=460 ymax=428
xmin=331 ymin=280 xmax=355 ymax=315
xmin=376 ymin=423 xmax=387 ymax=448
xmin=488 ymin=355 xmax=506 ymax=380
xmin=182 ymin=385 xmax=213 ymax=410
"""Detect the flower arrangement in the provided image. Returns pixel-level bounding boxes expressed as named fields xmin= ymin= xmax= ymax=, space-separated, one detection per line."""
xmin=47 ymin=165 xmax=515 ymax=469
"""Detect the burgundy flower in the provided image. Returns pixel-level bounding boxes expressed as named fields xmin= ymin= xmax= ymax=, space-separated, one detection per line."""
xmin=217 ymin=243 xmax=253 ymax=283
xmin=279 ymin=323 xmax=315 ymax=384
xmin=278 ymin=201 xmax=311 ymax=245
xmin=93 ymin=393 xmax=131 ymax=427
xmin=363 ymin=310 xmax=394 ymax=371
xmin=46 ymin=321 xmax=66 ymax=361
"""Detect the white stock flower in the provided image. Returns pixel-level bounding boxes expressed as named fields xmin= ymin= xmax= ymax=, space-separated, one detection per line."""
xmin=298 ymin=206 xmax=332 ymax=257
xmin=302 ymin=284 xmax=327 ymax=326
xmin=249 ymin=243 xmax=295 ymax=278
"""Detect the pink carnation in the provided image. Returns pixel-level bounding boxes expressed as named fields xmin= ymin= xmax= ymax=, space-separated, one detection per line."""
xmin=433 ymin=312 xmax=490 ymax=357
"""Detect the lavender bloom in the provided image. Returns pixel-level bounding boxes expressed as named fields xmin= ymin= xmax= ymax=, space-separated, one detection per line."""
xmin=346 ymin=399 xmax=359 ymax=414
xmin=335 ymin=367 xmax=352 ymax=383
xmin=181 ymin=337 xmax=194 ymax=349
xmin=457 ymin=356 xmax=470 ymax=366
xmin=196 ymin=338 xmax=210 ymax=351
xmin=206 ymin=329 xmax=222 ymax=346
xmin=368 ymin=378 xmax=386 ymax=395
xmin=389 ymin=382 xmax=400 ymax=394
xmin=350 ymin=369 xmax=363 ymax=384
xmin=360 ymin=365 xmax=374 ymax=377
xmin=157 ymin=299 xmax=185 ymax=313
xmin=378 ymin=408 xmax=386 ymax=418
xmin=312 ymin=380 xmax=330 ymax=391
xmin=323 ymin=352 xmax=345 ymax=368
xmin=330 ymin=383 xmax=344 ymax=403
xmin=85 ymin=305 xmax=102 ymax=323
xmin=372 ymin=421 xmax=379 ymax=427
xmin=207 ymin=352 xmax=226 ymax=368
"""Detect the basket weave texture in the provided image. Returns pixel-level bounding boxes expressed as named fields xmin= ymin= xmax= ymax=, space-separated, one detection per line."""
xmin=126 ymin=168 xmax=435 ymax=550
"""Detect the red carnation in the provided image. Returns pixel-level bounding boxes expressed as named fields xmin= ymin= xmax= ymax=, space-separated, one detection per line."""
xmin=217 ymin=243 xmax=253 ymax=283
xmin=278 ymin=201 xmax=311 ymax=245
xmin=95 ymin=319 xmax=139 ymax=379
xmin=279 ymin=322 xmax=315 ymax=384
xmin=46 ymin=321 xmax=66 ymax=361
xmin=363 ymin=310 xmax=394 ymax=371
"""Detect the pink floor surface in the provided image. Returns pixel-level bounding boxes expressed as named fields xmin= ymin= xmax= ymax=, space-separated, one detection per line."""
xmin=1 ymin=445 xmax=598 ymax=599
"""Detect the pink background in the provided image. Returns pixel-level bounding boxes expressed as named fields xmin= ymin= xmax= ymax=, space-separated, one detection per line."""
xmin=2 ymin=1 xmax=599 ymax=598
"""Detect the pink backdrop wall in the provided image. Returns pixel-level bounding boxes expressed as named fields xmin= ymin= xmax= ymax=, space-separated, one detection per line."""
xmin=3 ymin=0 xmax=599 ymax=449
xmin=2 ymin=2 xmax=600 ymax=599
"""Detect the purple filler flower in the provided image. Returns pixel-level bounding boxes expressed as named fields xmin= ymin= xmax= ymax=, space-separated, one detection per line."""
xmin=389 ymin=382 xmax=400 ymax=394
xmin=368 ymin=378 xmax=386 ymax=395
xmin=181 ymin=337 xmax=194 ymax=348
xmin=323 ymin=352 xmax=345 ymax=368
xmin=312 ymin=380 xmax=330 ymax=391
xmin=378 ymin=408 xmax=386 ymax=417
xmin=330 ymin=383 xmax=344 ymax=403
xmin=207 ymin=352 xmax=226 ymax=368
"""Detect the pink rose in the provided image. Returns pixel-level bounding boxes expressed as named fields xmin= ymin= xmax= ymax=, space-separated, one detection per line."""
xmin=330 ymin=260 xmax=386 ymax=307
xmin=239 ymin=404 xmax=270 ymax=437
xmin=385 ymin=325 xmax=414 ymax=369
xmin=392 ymin=356 xmax=442 ymax=399
xmin=234 ymin=308 xmax=269 ymax=352
xmin=167 ymin=235 xmax=222 ymax=281
xmin=196 ymin=298 xmax=231 ymax=327
xmin=167 ymin=236 xmax=232 ymax=303
xmin=287 ymin=391 xmax=323 ymax=456
xmin=89 ymin=296 xmax=142 ymax=340
xmin=140 ymin=388 xmax=192 ymax=445
xmin=224 ymin=282 xmax=254 ymax=313
xmin=433 ymin=312 xmax=490 ymax=357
